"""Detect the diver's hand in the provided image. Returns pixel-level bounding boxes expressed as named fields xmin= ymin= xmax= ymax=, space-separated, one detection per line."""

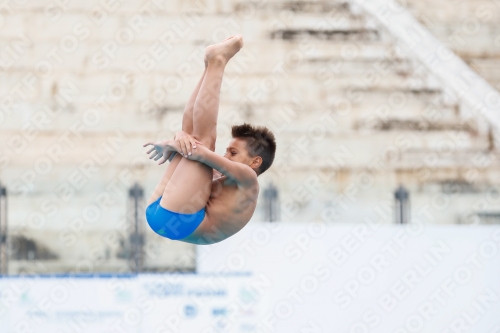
xmin=174 ymin=131 xmax=202 ymax=158
xmin=143 ymin=140 xmax=176 ymax=165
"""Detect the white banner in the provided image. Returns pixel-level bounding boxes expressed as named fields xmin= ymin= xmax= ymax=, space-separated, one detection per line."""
xmin=197 ymin=223 xmax=500 ymax=333
xmin=0 ymin=274 xmax=263 ymax=333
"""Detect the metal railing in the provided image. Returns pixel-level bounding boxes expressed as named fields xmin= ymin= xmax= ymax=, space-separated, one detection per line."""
xmin=128 ymin=183 xmax=145 ymax=273
xmin=394 ymin=184 xmax=410 ymax=224
xmin=263 ymin=183 xmax=280 ymax=222
xmin=0 ymin=183 xmax=7 ymax=275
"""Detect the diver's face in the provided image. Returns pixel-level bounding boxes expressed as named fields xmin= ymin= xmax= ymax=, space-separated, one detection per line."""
xmin=224 ymin=138 xmax=253 ymax=165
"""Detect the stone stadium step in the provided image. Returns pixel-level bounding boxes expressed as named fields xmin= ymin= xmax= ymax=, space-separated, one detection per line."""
xmin=235 ymin=0 xmax=357 ymax=15
xmin=0 ymin=12 xmax=121 ymax=41
xmin=4 ymin=120 xmax=489 ymax=172
xmin=242 ymin=102 xmax=461 ymax=129
xmin=0 ymin=92 xmax=465 ymax=135
xmin=271 ymin=164 xmax=500 ymax=190
xmin=3 ymin=162 xmax=143 ymax=193
xmin=5 ymin=1 xmax=118 ymax=12
xmin=3 ymin=131 xmax=158 ymax=157
xmin=240 ymin=41 xmax=404 ymax=65
xmin=3 ymin=69 xmax=422 ymax=107
xmin=340 ymin=89 xmax=459 ymax=113
xmin=398 ymin=150 xmax=500 ymax=168
xmin=269 ymin=27 xmax=381 ymax=43
xmin=4 ymin=165 xmax=166 ymax=218
xmin=404 ymin=0 xmax=500 ymax=23
xmin=273 ymin=129 xmax=492 ymax=166
xmin=352 ymin=117 xmax=478 ymax=133
xmin=4 ymin=38 xmax=416 ymax=81
xmin=300 ymin=57 xmax=415 ymax=75
xmin=3 ymin=127 xmax=491 ymax=180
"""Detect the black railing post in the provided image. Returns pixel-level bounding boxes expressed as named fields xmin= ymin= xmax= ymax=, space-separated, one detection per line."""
xmin=263 ymin=182 xmax=279 ymax=222
xmin=395 ymin=185 xmax=410 ymax=224
xmin=128 ymin=183 xmax=144 ymax=273
xmin=0 ymin=183 xmax=7 ymax=275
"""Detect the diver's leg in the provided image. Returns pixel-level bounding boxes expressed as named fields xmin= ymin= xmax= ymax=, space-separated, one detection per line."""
xmin=159 ymin=35 xmax=243 ymax=213
xmin=147 ymin=68 xmax=207 ymax=206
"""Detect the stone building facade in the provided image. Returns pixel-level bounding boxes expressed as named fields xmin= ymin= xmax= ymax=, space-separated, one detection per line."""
xmin=0 ymin=0 xmax=499 ymax=273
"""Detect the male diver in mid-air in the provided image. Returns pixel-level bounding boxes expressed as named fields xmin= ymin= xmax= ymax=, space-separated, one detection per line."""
xmin=143 ymin=35 xmax=276 ymax=245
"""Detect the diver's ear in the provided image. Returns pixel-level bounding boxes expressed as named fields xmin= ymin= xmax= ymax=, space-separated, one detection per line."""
xmin=250 ymin=156 xmax=262 ymax=169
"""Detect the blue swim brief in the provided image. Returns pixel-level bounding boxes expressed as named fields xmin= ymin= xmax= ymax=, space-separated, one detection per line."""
xmin=146 ymin=196 xmax=205 ymax=240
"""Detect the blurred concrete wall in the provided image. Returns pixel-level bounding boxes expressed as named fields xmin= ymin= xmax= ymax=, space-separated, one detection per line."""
xmin=0 ymin=0 xmax=499 ymax=274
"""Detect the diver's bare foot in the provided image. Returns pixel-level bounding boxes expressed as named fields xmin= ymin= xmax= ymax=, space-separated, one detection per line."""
xmin=204 ymin=35 xmax=244 ymax=66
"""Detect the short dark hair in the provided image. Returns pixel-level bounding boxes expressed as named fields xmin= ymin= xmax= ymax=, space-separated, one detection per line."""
xmin=231 ymin=123 xmax=276 ymax=175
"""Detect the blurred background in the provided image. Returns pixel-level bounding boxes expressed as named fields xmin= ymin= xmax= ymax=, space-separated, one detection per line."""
xmin=0 ymin=0 xmax=499 ymax=332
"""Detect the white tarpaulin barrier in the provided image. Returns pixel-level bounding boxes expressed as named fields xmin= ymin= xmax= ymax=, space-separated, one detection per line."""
xmin=0 ymin=273 xmax=264 ymax=333
xmin=197 ymin=223 xmax=500 ymax=332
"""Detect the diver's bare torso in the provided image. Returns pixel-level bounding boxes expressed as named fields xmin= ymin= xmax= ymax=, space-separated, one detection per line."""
xmin=180 ymin=172 xmax=259 ymax=245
